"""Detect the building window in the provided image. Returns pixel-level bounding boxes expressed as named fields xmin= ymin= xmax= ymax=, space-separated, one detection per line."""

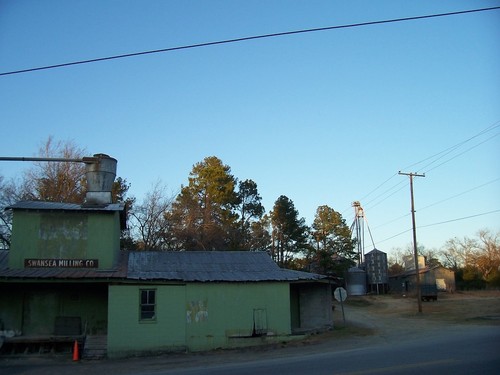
xmin=140 ymin=289 xmax=156 ymax=321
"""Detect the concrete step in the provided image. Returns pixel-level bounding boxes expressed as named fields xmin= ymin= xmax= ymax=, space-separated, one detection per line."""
xmin=83 ymin=335 xmax=107 ymax=359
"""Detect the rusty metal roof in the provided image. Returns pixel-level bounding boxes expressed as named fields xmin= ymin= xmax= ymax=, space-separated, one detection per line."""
xmin=127 ymin=251 xmax=327 ymax=282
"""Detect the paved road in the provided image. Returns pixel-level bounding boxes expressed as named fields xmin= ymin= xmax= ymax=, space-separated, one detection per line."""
xmin=149 ymin=325 xmax=500 ymax=375
xmin=2 ymin=325 xmax=498 ymax=375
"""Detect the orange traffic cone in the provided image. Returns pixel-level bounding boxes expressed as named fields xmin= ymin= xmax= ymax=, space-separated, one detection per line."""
xmin=72 ymin=340 xmax=79 ymax=361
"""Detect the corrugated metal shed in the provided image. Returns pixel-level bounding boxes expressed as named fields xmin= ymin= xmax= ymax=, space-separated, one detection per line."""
xmin=127 ymin=251 xmax=327 ymax=282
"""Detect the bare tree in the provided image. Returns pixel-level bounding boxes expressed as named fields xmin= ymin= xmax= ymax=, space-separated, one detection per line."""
xmin=475 ymin=230 xmax=500 ymax=282
xmin=0 ymin=177 xmax=13 ymax=248
xmin=23 ymin=136 xmax=88 ymax=203
xmin=129 ymin=181 xmax=174 ymax=250
xmin=0 ymin=175 xmax=34 ymax=249
xmin=440 ymin=236 xmax=480 ymax=271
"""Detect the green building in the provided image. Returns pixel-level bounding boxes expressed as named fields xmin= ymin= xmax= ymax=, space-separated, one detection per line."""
xmin=0 ymin=201 xmax=333 ymax=358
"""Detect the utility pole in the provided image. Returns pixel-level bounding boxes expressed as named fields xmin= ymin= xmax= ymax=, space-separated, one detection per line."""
xmin=399 ymin=171 xmax=425 ymax=313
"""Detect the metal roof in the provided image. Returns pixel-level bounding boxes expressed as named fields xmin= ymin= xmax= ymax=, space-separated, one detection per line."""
xmin=0 ymin=250 xmax=327 ymax=283
xmin=365 ymin=248 xmax=386 ymax=255
xmin=128 ymin=251 xmax=327 ymax=282
xmin=7 ymin=200 xmax=125 ymax=212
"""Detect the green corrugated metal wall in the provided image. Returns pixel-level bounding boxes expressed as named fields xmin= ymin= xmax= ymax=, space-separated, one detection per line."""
xmin=107 ymin=282 xmax=291 ymax=357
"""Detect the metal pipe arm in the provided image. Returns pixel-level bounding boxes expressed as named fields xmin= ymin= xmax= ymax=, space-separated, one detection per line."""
xmin=0 ymin=156 xmax=99 ymax=163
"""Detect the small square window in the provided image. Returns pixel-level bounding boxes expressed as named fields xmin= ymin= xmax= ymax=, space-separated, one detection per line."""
xmin=140 ymin=289 xmax=156 ymax=321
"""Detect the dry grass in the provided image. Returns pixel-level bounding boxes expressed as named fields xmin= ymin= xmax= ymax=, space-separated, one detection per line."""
xmin=337 ymin=290 xmax=500 ymax=326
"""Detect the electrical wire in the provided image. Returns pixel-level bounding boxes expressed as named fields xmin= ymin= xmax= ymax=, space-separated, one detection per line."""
xmin=356 ymin=120 xmax=500 ymax=218
xmin=424 ymin=131 xmax=500 ymax=174
xmin=418 ymin=177 xmax=500 ymax=211
xmin=402 ymin=121 xmax=500 ymax=173
xmin=353 ymin=120 xmax=500 ymax=246
xmin=1 ymin=7 xmax=499 ymax=77
xmin=418 ymin=209 xmax=500 ymax=229
xmin=364 ymin=181 xmax=407 ymax=210
xmin=372 ymin=177 xmax=500 ymax=230
xmin=376 ymin=209 xmax=500 ymax=245
xmin=357 ymin=173 xmax=399 ymax=206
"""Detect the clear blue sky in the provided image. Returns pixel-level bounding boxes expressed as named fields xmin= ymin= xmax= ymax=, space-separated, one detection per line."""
xmin=1 ymin=1 xmax=499 ymax=257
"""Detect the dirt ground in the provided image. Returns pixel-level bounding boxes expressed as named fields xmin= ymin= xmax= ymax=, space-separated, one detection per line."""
xmin=1 ymin=290 xmax=499 ymax=374
xmin=326 ymin=289 xmax=500 ymax=343
xmin=340 ymin=289 xmax=500 ymax=325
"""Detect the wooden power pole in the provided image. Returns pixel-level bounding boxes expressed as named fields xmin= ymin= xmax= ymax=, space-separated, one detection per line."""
xmin=399 ymin=171 xmax=425 ymax=313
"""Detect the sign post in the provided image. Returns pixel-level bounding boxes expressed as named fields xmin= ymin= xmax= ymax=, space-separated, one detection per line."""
xmin=334 ymin=287 xmax=347 ymax=326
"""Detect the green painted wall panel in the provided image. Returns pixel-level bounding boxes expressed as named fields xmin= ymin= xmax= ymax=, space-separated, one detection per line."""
xmin=107 ymin=285 xmax=186 ymax=357
xmin=107 ymin=282 xmax=292 ymax=356
xmin=9 ymin=210 xmax=121 ymax=269
xmin=8 ymin=211 xmax=40 ymax=268
xmin=87 ymin=213 xmax=120 ymax=268
xmin=185 ymin=282 xmax=291 ymax=351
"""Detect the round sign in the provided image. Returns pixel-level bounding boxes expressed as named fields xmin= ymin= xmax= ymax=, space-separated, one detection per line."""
xmin=334 ymin=287 xmax=347 ymax=302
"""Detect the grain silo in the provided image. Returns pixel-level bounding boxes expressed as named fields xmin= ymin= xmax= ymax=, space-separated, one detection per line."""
xmin=345 ymin=267 xmax=367 ymax=296
xmin=365 ymin=248 xmax=388 ymax=294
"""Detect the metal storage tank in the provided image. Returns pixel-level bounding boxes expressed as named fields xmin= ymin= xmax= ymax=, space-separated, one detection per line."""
xmin=365 ymin=248 xmax=388 ymax=294
xmin=345 ymin=267 xmax=367 ymax=296
xmin=84 ymin=153 xmax=117 ymax=205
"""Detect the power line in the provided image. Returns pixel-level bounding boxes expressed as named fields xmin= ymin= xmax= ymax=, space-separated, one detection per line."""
xmin=418 ymin=177 xmax=500 ymax=211
xmin=364 ymin=181 xmax=407 ymax=210
xmin=418 ymin=209 xmax=500 ymax=228
xmin=377 ymin=228 xmax=413 ymax=244
xmin=372 ymin=177 xmax=500 ymax=230
xmin=1 ymin=6 xmax=499 ymax=77
xmin=355 ymin=120 xmax=500 ymax=224
xmin=377 ymin=209 xmax=500 ymax=245
xmin=402 ymin=121 xmax=500 ymax=173
xmin=360 ymin=120 xmax=500 ymax=247
xmin=358 ymin=173 xmax=398 ymax=205
xmin=424 ymin=131 xmax=500 ymax=174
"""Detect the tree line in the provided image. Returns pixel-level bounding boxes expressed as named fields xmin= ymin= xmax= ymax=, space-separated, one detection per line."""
xmin=3 ymin=138 xmax=497 ymax=286
xmin=388 ymin=229 xmax=500 ymax=289
xmin=0 ymin=138 xmax=356 ymax=276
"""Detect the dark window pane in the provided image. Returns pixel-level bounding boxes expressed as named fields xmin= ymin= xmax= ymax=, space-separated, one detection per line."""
xmin=140 ymin=290 xmax=156 ymax=320
xmin=141 ymin=310 xmax=155 ymax=320
xmin=148 ymin=291 xmax=155 ymax=304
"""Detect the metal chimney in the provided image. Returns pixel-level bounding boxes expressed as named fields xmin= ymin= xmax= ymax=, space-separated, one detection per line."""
xmin=84 ymin=154 xmax=117 ymax=206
